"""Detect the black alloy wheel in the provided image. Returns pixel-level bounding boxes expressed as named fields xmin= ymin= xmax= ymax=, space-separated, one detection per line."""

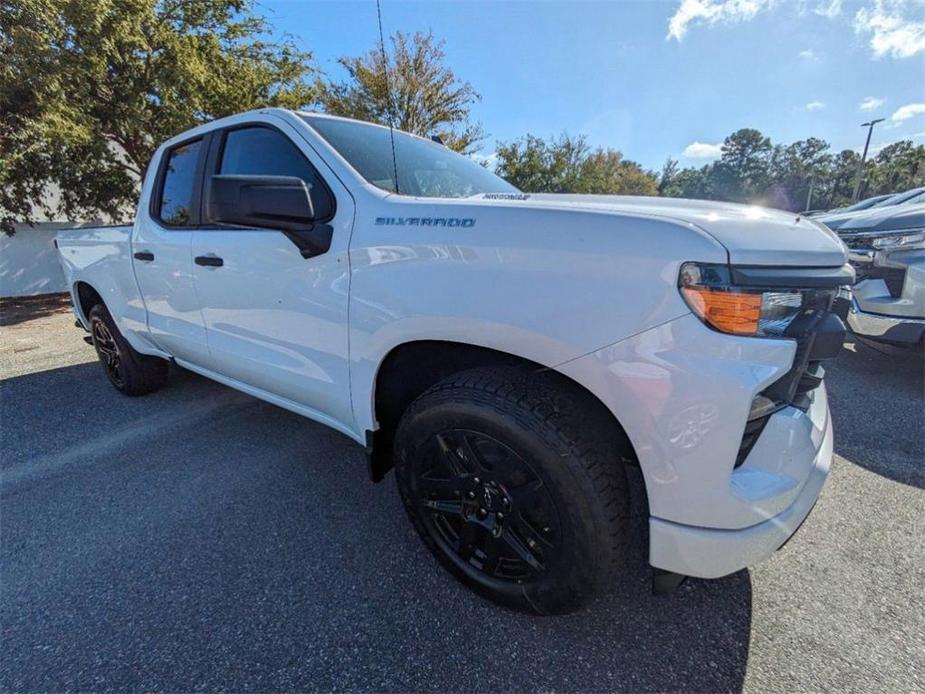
xmin=91 ymin=314 xmax=125 ymax=389
xmin=416 ymin=428 xmax=560 ymax=583
xmin=87 ymin=303 xmax=168 ymax=396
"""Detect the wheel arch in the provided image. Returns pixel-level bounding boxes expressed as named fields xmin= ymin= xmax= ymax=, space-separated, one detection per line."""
xmin=365 ymin=339 xmax=638 ymax=482
xmin=74 ymin=280 xmax=105 ymax=325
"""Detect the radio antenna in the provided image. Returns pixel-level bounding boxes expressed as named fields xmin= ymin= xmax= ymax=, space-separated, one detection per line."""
xmin=376 ymin=0 xmax=400 ymax=194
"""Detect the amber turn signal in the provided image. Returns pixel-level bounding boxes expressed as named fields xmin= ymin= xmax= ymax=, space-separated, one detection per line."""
xmin=681 ymin=286 xmax=762 ymax=335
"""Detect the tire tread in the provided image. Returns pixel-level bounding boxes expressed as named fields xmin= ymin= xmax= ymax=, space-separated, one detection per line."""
xmin=395 ymin=365 xmax=630 ymax=614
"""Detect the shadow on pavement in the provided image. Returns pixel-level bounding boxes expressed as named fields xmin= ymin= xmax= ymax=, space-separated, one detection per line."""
xmin=1 ymin=362 xmax=752 ymax=692
xmin=0 ymin=293 xmax=72 ymax=327
xmin=826 ymin=337 xmax=924 ymax=488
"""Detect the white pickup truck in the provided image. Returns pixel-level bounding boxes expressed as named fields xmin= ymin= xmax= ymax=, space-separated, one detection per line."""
xmin=57 ymin=109 xmax=852 ymax=614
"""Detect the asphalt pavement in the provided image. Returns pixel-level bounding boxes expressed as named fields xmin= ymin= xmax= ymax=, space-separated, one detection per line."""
xmin=1 ymin=304 xmax=922 ymax=692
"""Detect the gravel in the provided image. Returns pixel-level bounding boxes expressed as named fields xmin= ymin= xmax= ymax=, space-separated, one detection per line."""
xmin=1 ymin=306 xmax=922 ymax=692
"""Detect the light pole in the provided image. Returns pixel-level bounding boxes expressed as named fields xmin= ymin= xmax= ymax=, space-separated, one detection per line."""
xmin=852 ymin=118 xmax=885 ymax=203
xmin=805 ymin=174 xmax=815 ymax=212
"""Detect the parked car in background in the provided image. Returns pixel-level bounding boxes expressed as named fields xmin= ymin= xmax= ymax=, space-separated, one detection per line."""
xmin=816 ymin=187 xmax=924 ymax=231
xmin=873 ymin=187 xmax=925 ymax=208
xmin=819 ymin=193 xmax=897 ymax=216
xmin=831 ymin=203 xmax=925 ymax=347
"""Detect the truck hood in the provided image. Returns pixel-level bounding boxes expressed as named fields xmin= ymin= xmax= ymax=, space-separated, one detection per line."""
xmin=834 ymin=203 xmax=925 ymax=235
xmin=474 ymin=193 xmax=847 ymax=267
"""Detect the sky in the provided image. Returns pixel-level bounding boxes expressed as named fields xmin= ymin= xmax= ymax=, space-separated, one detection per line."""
xmin=261 ymin=0 xmax=925 ymax=170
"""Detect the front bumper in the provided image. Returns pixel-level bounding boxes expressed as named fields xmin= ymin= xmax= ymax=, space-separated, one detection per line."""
xmin=841 ymin=239 xmax=924 ymax=345
xmin=648 ymin=394 xmax=832 ymax=578
xmin=556 ymin=311 xmax=839 ymax=580
xmin=848 ymin=296 xmax=925 ymax=345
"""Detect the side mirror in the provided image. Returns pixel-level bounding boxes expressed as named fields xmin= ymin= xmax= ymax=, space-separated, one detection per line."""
xmin=207 ymin=175 xmax=332 ymax=258
xmin=208 ymin=175 xmax=315 ymax=231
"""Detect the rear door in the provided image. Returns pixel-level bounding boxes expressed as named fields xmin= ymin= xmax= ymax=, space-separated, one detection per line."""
xmin=190 ymin=118 xmax=356 ymax=433
xmin=133 ymin=135 xmax=211 ymax=363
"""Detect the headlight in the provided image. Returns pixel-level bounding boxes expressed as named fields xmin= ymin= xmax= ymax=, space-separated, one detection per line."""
xmin=870 ymin=230 xmax=925 ymax=251
xmin=679 ymin=262 xmax=808 ymax=337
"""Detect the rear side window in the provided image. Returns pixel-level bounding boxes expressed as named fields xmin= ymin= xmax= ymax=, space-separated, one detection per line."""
xmin=158 ymin=139 xmax=202 ymax=226
xmin=219 ymin=127 xmax=334 ymax=220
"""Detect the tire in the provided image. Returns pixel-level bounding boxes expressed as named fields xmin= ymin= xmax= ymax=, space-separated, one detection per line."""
xmin=394 ymin=366 xmax=630 ymax=615
xmin=88 ymin=303 xmax=168 ymax=396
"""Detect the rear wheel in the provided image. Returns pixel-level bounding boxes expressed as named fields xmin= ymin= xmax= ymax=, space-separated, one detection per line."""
xmin=88 ymin=304 xmax=168 ymax=396
xmin=394 ymin=366 xmax=630 ymax=615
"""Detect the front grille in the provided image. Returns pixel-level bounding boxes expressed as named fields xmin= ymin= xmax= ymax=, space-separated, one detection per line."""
xmin=733 ymin=287 xmax=845 ymax=468
xmin=855 ymin=265 xmax=906 ymax=297
xmin=842 ymin=235 xmax=873 ymax=251
xmin=841 ymin=233 xmax=906 ymax=297
xmin=761 ymin=289 xmax=838 ymax=408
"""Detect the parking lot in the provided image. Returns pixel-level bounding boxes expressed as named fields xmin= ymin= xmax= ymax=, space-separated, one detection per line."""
xmin=1 ymin=300 xmax=922 ymax=692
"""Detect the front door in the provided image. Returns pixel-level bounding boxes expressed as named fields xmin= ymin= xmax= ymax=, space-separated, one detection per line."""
xmin=190 ymin=120 xmax=355 ymax=433
xmin=133 ymin=135 xmax=210 ymax=364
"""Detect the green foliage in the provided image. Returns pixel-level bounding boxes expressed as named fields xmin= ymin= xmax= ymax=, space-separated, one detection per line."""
xmin=712 ymin=129 xmax=773 ymax=201
xmin=661 ymin=128 xmax=925 ymax=211
xmin=316 ymin=31 xmax=483 ymax=153
xmin=494 ymin=133 xmax=658 ymax=196
xmin=0 ymin=0 xmax=316 ymax=234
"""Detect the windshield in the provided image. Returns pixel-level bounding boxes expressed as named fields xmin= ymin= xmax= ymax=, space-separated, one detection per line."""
xmin=301 ymin=115 xmax=518 ymax=198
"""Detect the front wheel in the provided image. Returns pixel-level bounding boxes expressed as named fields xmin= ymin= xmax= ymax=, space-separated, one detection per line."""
xmin=88 ymin=303 xmax=168 ymax=396
xmin=394 ymin=367 xmax=630 ymax=615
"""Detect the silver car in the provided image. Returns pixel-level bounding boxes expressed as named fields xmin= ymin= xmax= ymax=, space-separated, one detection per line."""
xmin=816 ymin=187 xmax=925 ymax=231
xmin=830 ymin=203 xmax=925 ymax=346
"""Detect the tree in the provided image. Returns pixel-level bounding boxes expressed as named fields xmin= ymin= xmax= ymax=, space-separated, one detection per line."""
xmin=494 ymin=133 xmax=658 ymax=196
xmin=316 ymin=31 xmax=483 ymax=153
xmin=766 ymin=137 xmax=832 ymax=211
xmin=868 ymin=141 xmax=925 ymax=194
xmin=826 ymin=150 xmax=862 ymax=208
xmin=657 ymin=158 xmax=679 ymax=195
xmin=660 ymin=165 xmax=714 ymax=200
xmin=711 ymin=128 xmax=773 ymax=202
xmin=1 ymin=0 xmax=316 ymax=234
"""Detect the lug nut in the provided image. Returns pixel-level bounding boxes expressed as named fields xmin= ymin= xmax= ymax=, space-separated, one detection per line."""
xmin=468 ymin=491 xmax=475 ymax=498
xmin=473 ymin=477 xmax=481 ymax=485
xmin=497 ymin=512 xmax=504 ymax=521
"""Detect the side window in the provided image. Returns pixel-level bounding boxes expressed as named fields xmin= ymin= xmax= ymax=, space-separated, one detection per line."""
xmin=219 ymin=127 xmax=334 ymax=220
xmin=158 ymin=139 xmax=202 ymax=226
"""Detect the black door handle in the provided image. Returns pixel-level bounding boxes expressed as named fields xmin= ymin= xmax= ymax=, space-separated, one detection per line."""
xmin=133 ymin=251 xmax=154 ymax=262
xmin=195 ymin=255 xmax=224 ymax=267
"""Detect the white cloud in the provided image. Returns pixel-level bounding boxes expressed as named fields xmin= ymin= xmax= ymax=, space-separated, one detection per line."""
xmin=683 ymin=141 xmax=724 ymax=158
xmin=913 ymin=131 xmax=925 ymax=140
xmin=806 ymin=100 xmax=826 ymax=111
xmin=813 ymin=0 xmax=843 ymax=18
xmin=798 ymin=48 xmax=817 ymax=59
xmin=854 ymin=0 xmax=925 ymax=59
xmin=860 ymin=96 xmax=885 ymax=111
xmin=667 ymin=0 xmax=775 ymax=41
xmin=891 ymin=103 xmax=925 ymax=121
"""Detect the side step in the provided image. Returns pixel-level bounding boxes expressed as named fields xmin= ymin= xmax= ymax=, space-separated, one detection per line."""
xmin=652 ymin=569 xmax=687 ymax=595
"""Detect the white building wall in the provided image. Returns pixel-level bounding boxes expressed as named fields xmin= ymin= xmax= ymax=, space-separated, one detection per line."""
xmin=0 ymin=224 xmax=71 ymax=297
